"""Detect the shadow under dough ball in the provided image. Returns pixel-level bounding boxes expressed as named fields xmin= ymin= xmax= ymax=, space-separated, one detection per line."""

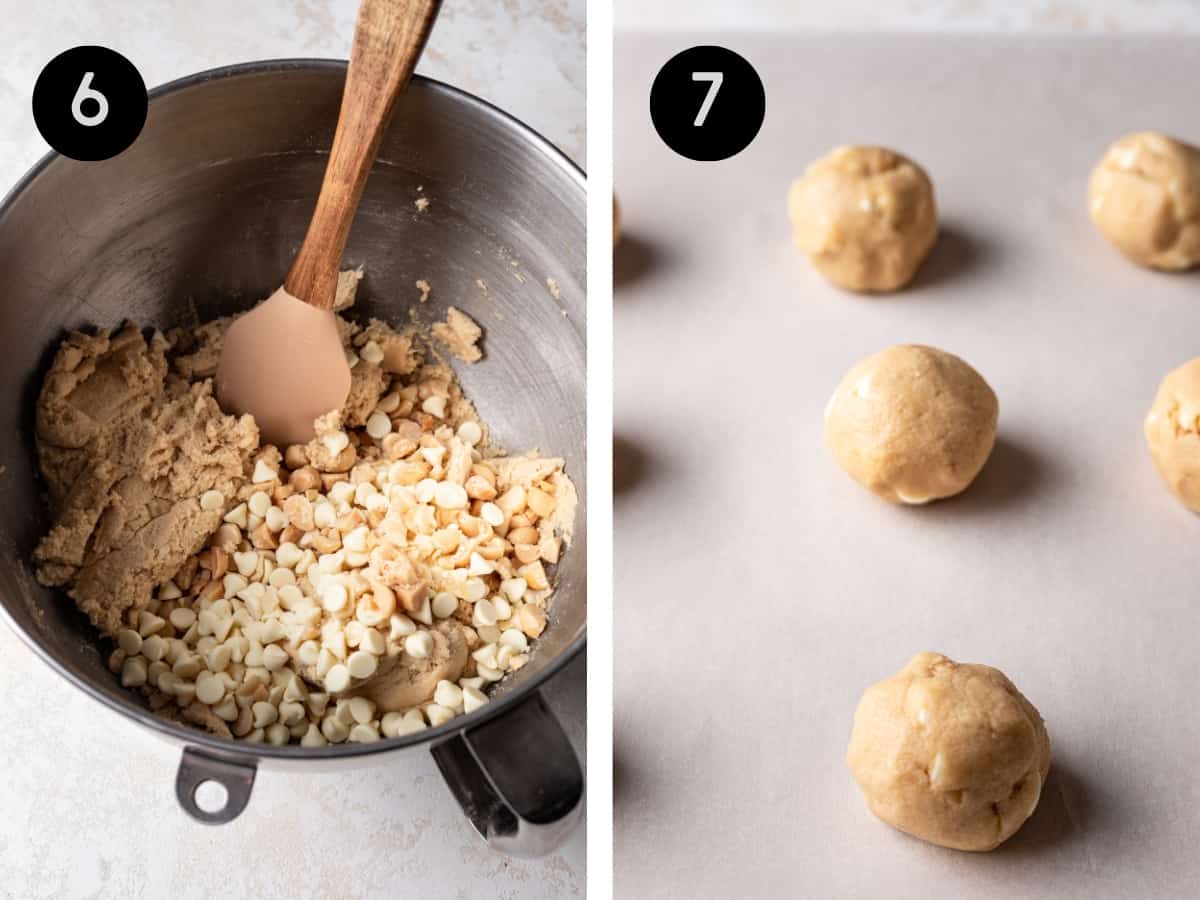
xmin=1088 ymin=131 xmax=1200 ymax=271
xmin=1145 ymin=356 xmax=1200 ymax=511
xmin=824 ymin=344 xmax=998 ymax=504
xmin=788 ymin=145 xmax=938 ymax=292
xmin=847 ymin=652 xmax=1051 ymax=852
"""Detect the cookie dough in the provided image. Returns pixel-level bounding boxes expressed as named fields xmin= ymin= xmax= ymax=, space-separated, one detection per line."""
xmin=34 ymin=327 xmax=258 ymax=635
xmin=824 ymin=345 xmax=997 ymax=504
xmin=32 ymin=276 xmax=573 ymax=744
xmin=1144 ymin=356 xmax=1200 ymax=511
xmin=431 ymin=307 xmax=483 ymax=363
xmin=847 ymin=652 xmax=1051 ymax=852
xmin=788 ymin=146 xmax=938 ymax=292
xmin=1088 ymin=131 xmax=1200 ymax=271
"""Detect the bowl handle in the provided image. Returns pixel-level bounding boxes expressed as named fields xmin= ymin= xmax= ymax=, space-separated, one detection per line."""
xmin=174 ymin=746 xmax=258 ymax=824
xmin=431 ymin=689 xmax=583 ymax=856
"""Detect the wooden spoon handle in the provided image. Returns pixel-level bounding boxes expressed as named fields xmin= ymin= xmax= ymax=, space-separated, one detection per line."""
xmin=286 ymin=0 xmax=441 ymax=309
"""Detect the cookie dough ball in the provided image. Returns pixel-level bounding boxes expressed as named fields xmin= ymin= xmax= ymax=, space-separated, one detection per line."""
xmin=824 ymin=345 xmax=997 ymax=504
xmin=788 ymin=146 xmax=938 ymax=292
xmin=1088 ymin=131 xmax=1200 ymax=271
xmin=847 ymin=652 xmax=1051 ymax=852
xmin=1144 ymin=356 xmax=1200 ymax=511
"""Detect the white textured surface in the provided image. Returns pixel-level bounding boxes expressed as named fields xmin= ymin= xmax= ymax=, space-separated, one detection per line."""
xmin=615 ymin=32 xmax=1200 ymax=900
xmin=0 ymin=0 xmax=585 ymax=191
xmin=0 ymin=2 xmax=585 ymax=898
xmin=616 ymin=0 xmax=1200 ymax=31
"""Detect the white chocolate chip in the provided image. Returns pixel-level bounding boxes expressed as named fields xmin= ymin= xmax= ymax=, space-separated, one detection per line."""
xmin=322 ymin=430 xmax=350 ymax=457
xmin=365 ymin=411 xmax=392 ymax=440
xmin=499 ymin=628 xmax=528 ymax=652
xmin=142 ymin=635 xmax=167 ymax=662
xmin=349 ymin=723 xmax=381 ymax=743
xmin=262 ymin=644 xmax=289 ymax=671
xmin=120 ymin=656 xmax=148 ymax=687
xmin=389 ymin=614 xmax=417 ymax=639
xmin=252 ymin=701 xmax=278 ymax=728
xmin=206 ymin=644 xmax=232 ymax=673
xmin=380 ymin=712 xmax=405 ymax=737
xmin=252 ymin=459 xmax=278 ymax=484
xmin=472 ymin=598 xmax=498 ymax=628
xmin=195 ymin=671 xmax=225 ymax=705
xmin=472 ymin=644 xmax=498 ymax=669
xmin=314 ymin=503 xmax=337 ymax=529
xmin=301 ymin=724 xmax=328 ymax=747
xmin=434 ymin=482 xmax=469 ymax=509
xmin=360 ymin=340 xmax=385 ymax=365
xmin=213 ymin=696 xmax=238 ymax=721
xmin=404 ymin=631 xmax=433 ymax=659
xmin=477 ymin=663 xmax=503 ymax=683
xmin=421 ymin=395 xmax=447 ymax=418
xmin=493 ymin=596 xmax=512 ymax=621
xmin=433 ymin=680 xmax=464 ymax=710
xmin=321 ymin=582 xmax=349 ymax=613
xmin=456 ymin=421 xmax=483 ymax=447
xmin=395 ymin=713 xmax=428 ymax=735
xmin=414 ymin=478 xmax=437 ymax=504
xmin=137 ymin=612 xmax=166 ymax=637
xmin=116 ymin=629 xmax=142 ymax=655
xmin=346 ymin=650 xmax=378 ymax=680
xmin=297 ymin=640 xmax=320 ymax=666
xmin=276 ymin=542 xmax=303 ymax=569
xmin=500 ymin=578 xmax=527 ymax=602
xmin=199 ymin=490 xmax=225 ymax=512
xmin=233 ymin=550 xmax=258 ymax=577
xmin=321 ymin=716 xmax=349 ymax=743
xmin=277 ymin=701 xmax=305 ymax=726
xmin=265 ymin=506 xmax=288 ymax=532
xmin=431 ymin=592 xmax=458 ymax=619
xmin=360 ymin=628 xmax=386 ymax=655
xmin=325 ymin=664 xmax=351 ymax=693
xmin=462 ymin=685 xmax=489 ymax=713
xmin=266 ymin=723 xmax=290 ymax=746
xmin=348 ymin=697 xmax=375 ymax=724
xmin=248 ymin=491 xmax=272 ymax=518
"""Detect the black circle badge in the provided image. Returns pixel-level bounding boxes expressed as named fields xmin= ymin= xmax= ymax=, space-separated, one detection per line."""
xmin=33 ymin=46 xmax=147 ymax=161
xmin=649 ymin=45 xmax=765 ymax=162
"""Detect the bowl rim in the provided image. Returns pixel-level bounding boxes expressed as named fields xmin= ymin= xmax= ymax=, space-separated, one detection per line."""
xmin=0 ymin=59 xmax=587 ymax=762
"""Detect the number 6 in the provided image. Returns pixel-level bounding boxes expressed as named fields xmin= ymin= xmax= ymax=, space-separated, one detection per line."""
xmin=691 ymin=71 xmax=723 ymax=127
xmin=71 ymin=72 xmax=109 ymax=127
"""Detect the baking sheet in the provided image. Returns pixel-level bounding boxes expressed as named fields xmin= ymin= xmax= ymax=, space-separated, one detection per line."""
xmin=614 ymin=34 xmax=1200 ymax=900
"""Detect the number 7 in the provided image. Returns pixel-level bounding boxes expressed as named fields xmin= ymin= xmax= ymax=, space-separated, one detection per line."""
xmin=691 ymin=71 xmax=723 ymax=127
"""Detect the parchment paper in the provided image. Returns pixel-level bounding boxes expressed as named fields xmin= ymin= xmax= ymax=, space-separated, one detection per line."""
xmin=615 ymin=33 xmax=1200 ymax=900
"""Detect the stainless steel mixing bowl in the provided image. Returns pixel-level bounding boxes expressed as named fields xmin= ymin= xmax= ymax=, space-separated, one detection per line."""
xmin=0 ymin=60 xmax=585 ymax=856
